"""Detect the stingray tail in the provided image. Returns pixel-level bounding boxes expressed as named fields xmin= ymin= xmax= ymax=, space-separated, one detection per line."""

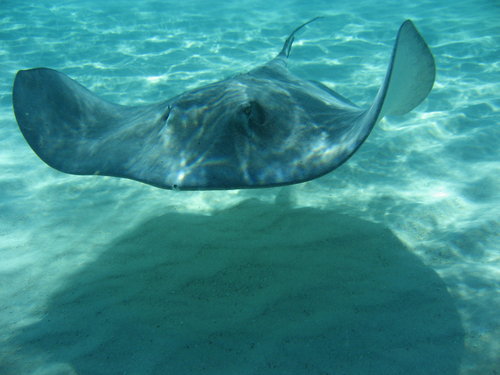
xmin=365 ymin=20 xmax=435 ymax=125
xmin=278 ymin=16 xmax=323 ymax=58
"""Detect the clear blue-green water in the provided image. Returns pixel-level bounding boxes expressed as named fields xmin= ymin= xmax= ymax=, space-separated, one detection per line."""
xmin=1 ymin=0 xmax=499 ymax=374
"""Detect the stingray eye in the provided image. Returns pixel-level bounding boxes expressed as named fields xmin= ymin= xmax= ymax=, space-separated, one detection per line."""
xmin=239 ymin=101 xmax=270 ymax=139
xmin=248 ymin=101 xmax=266 ymax=126
xmin=161 ymin=105 xmax=170 ymax=124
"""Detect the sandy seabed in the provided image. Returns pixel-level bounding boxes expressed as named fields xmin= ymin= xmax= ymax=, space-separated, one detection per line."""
xmin=2 ymin=199 xmax=464 ymax=374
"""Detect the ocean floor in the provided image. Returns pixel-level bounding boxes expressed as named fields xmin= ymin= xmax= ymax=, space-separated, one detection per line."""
xmin=1 ymin=0 xmax=499 ymax=374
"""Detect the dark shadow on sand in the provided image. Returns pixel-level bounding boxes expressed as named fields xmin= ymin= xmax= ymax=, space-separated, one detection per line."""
xmin=8 ymin=199 xmax=464 ymax=374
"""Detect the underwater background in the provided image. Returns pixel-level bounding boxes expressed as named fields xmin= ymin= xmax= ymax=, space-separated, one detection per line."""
xmin=1 ymin=0 xmax=499 ymax=373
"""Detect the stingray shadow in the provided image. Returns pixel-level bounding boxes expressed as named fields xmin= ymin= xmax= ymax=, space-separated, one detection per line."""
xmin=8 ymin=199 xmax=464 ymax=374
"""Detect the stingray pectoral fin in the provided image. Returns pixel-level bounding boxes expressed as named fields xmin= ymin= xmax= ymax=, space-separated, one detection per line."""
xmin=12 ymin=68 xmax=168 ymax=178
xmin=367 ymin=20 xmax=436 ymax=124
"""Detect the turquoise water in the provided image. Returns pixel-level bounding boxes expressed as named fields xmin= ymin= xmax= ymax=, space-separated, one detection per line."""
xmin=1 ymin=0 xmax=499 ymax=373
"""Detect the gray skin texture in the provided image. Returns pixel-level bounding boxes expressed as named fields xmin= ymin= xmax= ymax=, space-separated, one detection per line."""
xmin=12 ymin=19 xmax=435 ymax=190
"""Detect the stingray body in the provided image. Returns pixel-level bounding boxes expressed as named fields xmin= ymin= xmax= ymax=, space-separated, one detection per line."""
xmin=12 ymin=19 xmax=435 ymax=190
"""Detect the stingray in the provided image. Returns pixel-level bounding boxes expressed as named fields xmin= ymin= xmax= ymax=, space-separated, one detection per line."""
xmin=12 ymin=18 xmax=435 ymax=190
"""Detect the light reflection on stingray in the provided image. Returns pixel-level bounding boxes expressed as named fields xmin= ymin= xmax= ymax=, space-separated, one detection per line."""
xmin=13 ymin=19 xmax=435 ymax=191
